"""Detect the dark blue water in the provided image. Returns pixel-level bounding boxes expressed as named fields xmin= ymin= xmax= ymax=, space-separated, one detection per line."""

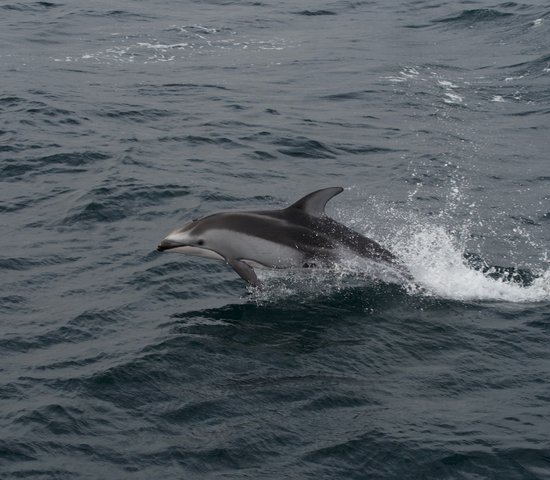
xmin=2 ymin=1 xmax=549 ymax=478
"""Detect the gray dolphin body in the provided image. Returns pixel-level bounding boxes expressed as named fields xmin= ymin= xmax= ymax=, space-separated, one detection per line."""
xmin=157 ymin=187 xmax=404 ymax=288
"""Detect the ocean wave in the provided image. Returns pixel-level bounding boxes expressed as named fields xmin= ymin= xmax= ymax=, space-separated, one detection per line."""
xmin=295 ymin=10 xmax=337 ymax=16
xmin=275 ymin=137 xmax=336 ymax=159
xmin=0 ymin=255 xmax=79 ymax=271
xmin=1 ymin=1 xmax=59 ymax=12
xmin=62 ymin=183 xmax=190 ymax=225
xmin=434 ymin=8 xmax=515 ymax=26
xmin=1 ymin=152 xmax=109 ymax=180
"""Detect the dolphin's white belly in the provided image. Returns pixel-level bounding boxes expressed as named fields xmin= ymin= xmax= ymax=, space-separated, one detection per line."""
xmin=211 ymin=230 xmax=305 ymax=268
xmin=164 ymin=245 xmax=225 ymax=261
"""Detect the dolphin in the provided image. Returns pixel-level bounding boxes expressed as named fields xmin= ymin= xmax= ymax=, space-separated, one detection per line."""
xmin=157 ymin=187 xmax=406 ymax=288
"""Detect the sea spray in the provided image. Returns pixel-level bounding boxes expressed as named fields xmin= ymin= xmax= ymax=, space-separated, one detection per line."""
xmin=251 ymin=198 xmax=549 ymax=304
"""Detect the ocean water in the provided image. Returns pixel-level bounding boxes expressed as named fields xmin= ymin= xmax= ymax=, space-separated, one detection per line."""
xmin=1 ymin=0 xmax=550 ymax=478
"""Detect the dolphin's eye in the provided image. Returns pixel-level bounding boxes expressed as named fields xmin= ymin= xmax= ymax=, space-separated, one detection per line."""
xmin=197 ymin=239 xmax=204 ymax=246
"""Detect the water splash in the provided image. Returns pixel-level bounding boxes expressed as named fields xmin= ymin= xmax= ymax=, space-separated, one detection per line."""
xmin=250 ymin=201 xmax=548 ymax=304
xmin=247 ymin=257 xmax=411 ymax=304
xmin=362 ymin=193 xmax=549 ymax=303
xmin=393 ymin=224 xmax=549 ymax=302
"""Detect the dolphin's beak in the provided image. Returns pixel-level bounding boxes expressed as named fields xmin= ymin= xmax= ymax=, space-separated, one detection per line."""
xmin=157 ymin=239 xmax=186 ymax=252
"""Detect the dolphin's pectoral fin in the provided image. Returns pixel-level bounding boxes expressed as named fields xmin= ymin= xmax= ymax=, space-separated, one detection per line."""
xmin=227 ymin=259 xmax=262 ymax=289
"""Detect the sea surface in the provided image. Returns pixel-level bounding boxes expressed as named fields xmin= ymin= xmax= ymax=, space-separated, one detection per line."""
xmin=1 ymin=0 xmax=550 ymax=478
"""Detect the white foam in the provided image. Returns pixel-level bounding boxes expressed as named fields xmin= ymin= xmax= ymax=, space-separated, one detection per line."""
xmin=438 ymin=80 xmax=459 ymax=89
xmin=50 ymin=25 xmax=291 ymax=65
xmin=401 ymin=67 xmax=420 ymax=77
xmin=443 ymin=92 xmax=463 ymax=104
xmin=136 ymin=42 xmax=189 ymax=49
xmin=505 ymin=75 xmax=526 ymax=82
xmin=381 ymin=66 xmax=468 ymax=105
xmin=393 ymin=225 xmax=549 ymax=303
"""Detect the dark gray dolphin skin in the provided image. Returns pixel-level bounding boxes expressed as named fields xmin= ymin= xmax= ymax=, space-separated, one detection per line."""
xmin=157 ymin=187 xmax=403 ymax=288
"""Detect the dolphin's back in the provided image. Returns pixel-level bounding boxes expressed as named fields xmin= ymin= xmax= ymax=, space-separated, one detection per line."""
xmin=197 ymin=210 xmax=336 ymax=255
xmin=322 ymin=217 xmax=396 ymax=263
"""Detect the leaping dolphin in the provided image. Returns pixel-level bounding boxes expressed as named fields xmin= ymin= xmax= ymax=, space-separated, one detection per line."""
xmin=157 ymin=187 xmax=406 ymax=288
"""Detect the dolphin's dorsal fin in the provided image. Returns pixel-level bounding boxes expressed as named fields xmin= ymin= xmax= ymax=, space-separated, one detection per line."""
xmin=287 ymin=187 xmax=344 ymax=216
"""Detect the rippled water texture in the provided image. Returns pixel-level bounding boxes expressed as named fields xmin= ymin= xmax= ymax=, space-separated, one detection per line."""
xmin=1 ymin=0 xmax=549 ymax=478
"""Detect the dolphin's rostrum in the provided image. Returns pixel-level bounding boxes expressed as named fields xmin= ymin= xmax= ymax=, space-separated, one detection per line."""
xmin=157 ymin=187 xmax=404 ymax=288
